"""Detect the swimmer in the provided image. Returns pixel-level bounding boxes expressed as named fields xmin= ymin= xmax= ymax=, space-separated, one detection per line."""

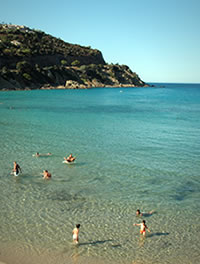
xmin=12 ymin=161 xmax=22 ymax=176
xmin=136 ymin=209 xmax=155 ymax=217
xmin=134 ymin=220 xmax=151 ymax=237
xmin=33 ymin=152 xmax=52 ymax=157
xmin=43 ymin=170 xmax=51 ymax=179
xmin=64 ymin=153 xmax=76 ymax=163
xmin=72 ymin=224 xmax=80 ymax=244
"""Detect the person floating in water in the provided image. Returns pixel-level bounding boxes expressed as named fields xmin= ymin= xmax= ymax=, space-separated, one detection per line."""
xmin=34 ymin=152 xmax=52 ymax=157
xmin=12 ymin=161 xmax=22 ymax=176
xmin=136 ymin=209 xmax=155 ymax=217
xmin=72 ymin=224 xmax=80 ymax=244
xmin=134 ymin=220 xmax=151 ymax=237
xmin=43 ymin=170 xmax=51 ymax=179
xmin=64 ymin=153 xmax=76 ymax=163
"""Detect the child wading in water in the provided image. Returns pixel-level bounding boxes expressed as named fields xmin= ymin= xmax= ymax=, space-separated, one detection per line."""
xmin=134 ymin=220 xmax=151 ymax=236
xmin=72 ymin=224 xmax=80 ymax=244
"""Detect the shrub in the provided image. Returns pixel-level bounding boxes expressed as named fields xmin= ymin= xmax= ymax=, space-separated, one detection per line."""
xmin=1 ymin=66 xmax=8 ymax=74
xmin=71 ymin=60 xmax=80 ymax=66
xmin=79 ymin=65 xmax=87 ymax=72
xmin=16 ymin=61 xmax=27 ymax=71
xmin=23 ymin=73 xmax=32 ymax=81
xmin=61 ymin=59 xmax=67 ymax=66
xmin=16 ymin=61 xmax=32 ymax=72
xmin=21 ymin=48 xmax=31 ymax=55
xmin=0 ymin=35 xmax=9 ymax=44
xmin=3 ymin=48 xmax=12 ymax=55
xmin=35 ymin=64 xmax=40 ymax=72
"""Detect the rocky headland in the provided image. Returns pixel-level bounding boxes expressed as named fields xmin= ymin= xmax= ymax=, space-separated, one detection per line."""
xmin=0 ymin=24 xmax=149 ymax=90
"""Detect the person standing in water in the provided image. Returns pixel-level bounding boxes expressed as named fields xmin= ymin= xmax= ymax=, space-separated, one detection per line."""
xmin=42 ymin=170 xmax=51 ymax=179
xmin=72 ymin=224 xmax=80 ymax=244
xmin=13 ymin=161 xmax=22 ymax=176
xmin=134 ymin=220 xmax=151 ymax=236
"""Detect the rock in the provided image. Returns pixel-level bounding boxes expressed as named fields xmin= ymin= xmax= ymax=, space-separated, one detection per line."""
xmin=65 ymin=80 xmax=87 ymax=89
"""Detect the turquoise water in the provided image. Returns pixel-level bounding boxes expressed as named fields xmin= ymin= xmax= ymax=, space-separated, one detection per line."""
xmin=0 ymin=84 xmax=200 ymax=264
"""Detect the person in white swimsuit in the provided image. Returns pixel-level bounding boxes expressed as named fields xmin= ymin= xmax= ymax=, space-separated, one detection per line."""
xmin=72 ymin=224 xmax=80 ymax=244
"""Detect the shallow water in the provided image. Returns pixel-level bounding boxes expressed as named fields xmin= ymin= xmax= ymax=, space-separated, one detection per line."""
xmin=0 ymin=84 xmax=200 ymax=264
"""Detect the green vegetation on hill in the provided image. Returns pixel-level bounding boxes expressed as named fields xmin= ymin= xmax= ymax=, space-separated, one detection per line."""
xmin=0 ymin=24 xmax=148 ymax=90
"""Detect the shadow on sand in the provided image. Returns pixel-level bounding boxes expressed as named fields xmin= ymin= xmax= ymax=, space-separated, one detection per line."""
xmin=148 ymin=232 xmax=169 ymax=238
xmin=79 ymin=239 xmax=113 ymax=246
xmin=142 ymin=211 xmax=157 ymax=217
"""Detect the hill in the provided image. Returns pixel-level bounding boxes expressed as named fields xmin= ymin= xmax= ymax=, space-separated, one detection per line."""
xmin=0 ymin=24 xmax=148 ymax=90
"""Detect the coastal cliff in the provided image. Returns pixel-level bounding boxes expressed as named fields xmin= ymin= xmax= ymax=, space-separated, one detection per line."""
xmin=0 ymin=24 xmax=148 ymax=90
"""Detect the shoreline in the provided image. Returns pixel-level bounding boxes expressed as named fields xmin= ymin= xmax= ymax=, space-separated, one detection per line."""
xmin=0 ymin=246 xmax=123 ymax=264
xmin=0 ymin=83 xmax=150 ymax=92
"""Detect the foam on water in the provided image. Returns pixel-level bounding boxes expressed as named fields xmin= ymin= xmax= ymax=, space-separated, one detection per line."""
xmin=0 ymin=84 xmax=200 ymax=264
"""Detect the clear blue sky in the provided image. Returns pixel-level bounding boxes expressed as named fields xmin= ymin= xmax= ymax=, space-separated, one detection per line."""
xmin=1 ymin=0 xmax=200 ymax=83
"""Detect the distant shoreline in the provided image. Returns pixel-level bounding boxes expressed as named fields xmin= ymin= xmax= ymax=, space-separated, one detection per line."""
xmin=0 ymin=83 xmax=150 ymax=92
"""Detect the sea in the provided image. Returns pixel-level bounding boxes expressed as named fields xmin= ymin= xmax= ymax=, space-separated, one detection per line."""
xmin=0 ymin=83 xmax=200 ymax=264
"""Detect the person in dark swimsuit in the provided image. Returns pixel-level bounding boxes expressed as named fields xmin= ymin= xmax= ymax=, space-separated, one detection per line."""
xmin=64 ymin=153 xmax=76 ymax=163
xmin=43 ymin=170 xmax=51 ymax=179
xmin=13 ymin=161 xmax=22 ymax=176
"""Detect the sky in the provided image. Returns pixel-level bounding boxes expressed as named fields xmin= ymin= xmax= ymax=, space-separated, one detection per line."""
xmin=1 ymin=0 xmax=200 ymax=83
